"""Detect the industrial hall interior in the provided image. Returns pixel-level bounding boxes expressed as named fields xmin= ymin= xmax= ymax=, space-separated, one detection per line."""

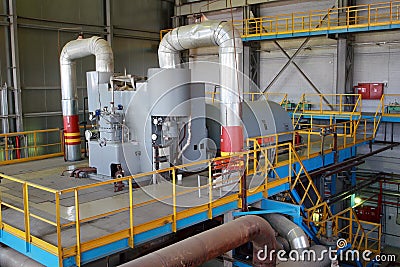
xmin=1 ymin=0 xmax=400 ymax=266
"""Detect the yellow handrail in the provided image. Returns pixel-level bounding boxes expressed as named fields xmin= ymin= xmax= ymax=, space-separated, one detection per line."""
xmin=0 ymin=126 xmax=92 ymax=165
xmin=233 ymin=1 xmax=400 ymax=39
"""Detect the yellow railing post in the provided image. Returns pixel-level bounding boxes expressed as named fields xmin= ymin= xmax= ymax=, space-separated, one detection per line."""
xmin=349 ymin=211 xmax=353 ymax=244
xmin=307 ymin=131 xmax=311 ymax=158
xmin=0 ymin=183 xmax=2 ymax=229
xmin=378 ymin=224 xmax=382 ymax=253
xmin=60 ymin=130 xmax=64 ymax=154
xmin=208 ymin=161 xmax=213 ymax=219
xmin=368 ymin=4 xmax=371 ymax=25
xmin=320 ymin=95 xmax=323 ymax=113
xmin=128 ymin=178 xmax=134 ymax=248
xmin=364 ymin=119 xmax=367 ymax=140
xmin=254 ymin=142 xmax=257 ymax=174
xmin=289 ymin=144 xmax=292 ymax=185
xmin=172 ymin=168 xmax=177 ymax=232
xmin=390 ymin=1 xmax=393 ymax=23
xmin=74 ymin=189 xmax=81 ymax=267
xmin=55 ymin=192 xmax=63 ymax=266
xmin=5 ymin=136 xmax=8 ymax=160
xmin=292 ymin=13 xmax=294 ymax=32
xmin=328 ymin=8 xmax=331 ymax=29
xmin=23 ymin=183 xmax=31 ymax=252
xmin=311 ymin=115 xmax=313 ymax=128
xmin=264 ymin=152 xmax=268 ymax=198
xmin=275 ymin=134 xmax=278 ymax=165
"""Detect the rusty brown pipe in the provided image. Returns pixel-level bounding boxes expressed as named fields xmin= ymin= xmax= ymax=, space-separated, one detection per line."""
xmin=118 ymin=215 xmax=277 ymax=267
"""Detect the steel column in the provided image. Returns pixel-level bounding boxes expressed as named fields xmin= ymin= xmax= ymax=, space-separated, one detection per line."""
xmin=243 ymin=5 xmax=261 ymax=98
xmin=104 ymin=0 xmax=113 ymax=45
xmin=8 ymin=0 xmax=23 ymax=132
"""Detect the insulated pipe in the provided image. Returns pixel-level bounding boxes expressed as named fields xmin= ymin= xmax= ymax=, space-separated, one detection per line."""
xmin=0 ymin=85 xmax=9 ymax=133
xmin=159 ymin=20 xmax=243 ymax=155
xmin=119 ymin=215 xmax=277 ymax=267
xmin=60 ymin=36 xmax=113 ymax=161
xmin=263 ymin=213 xmax=309 ymax=250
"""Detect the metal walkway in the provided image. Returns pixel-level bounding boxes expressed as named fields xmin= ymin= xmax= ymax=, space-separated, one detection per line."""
xmin=0 ymin=122 xmax=376 ymax=267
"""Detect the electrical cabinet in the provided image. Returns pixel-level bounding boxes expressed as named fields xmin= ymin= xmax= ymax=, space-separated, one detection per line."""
xmin=354 ymin=82 xmax=384 ymax=99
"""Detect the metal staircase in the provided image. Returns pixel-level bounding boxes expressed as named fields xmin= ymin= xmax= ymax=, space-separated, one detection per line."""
xmin=286 ymin=147 xmax=381 ymax=266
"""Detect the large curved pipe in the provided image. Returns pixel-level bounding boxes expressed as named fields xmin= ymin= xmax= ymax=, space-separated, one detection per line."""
xmin=60 ymin=36 xmax=114 ymax=161
xmin=159 ymin=20 xmax=243 ymax=155
xmin=119 ymin=215 xmax=277 ymax=267
xmin=264 ymin=213 xmax=309 ymax=251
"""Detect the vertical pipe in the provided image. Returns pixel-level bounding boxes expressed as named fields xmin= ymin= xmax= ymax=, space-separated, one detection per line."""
xmin=158 ymin=21 xmax=243 ymax=156
xmin=240 ymin=167 xmax=247 ymax=212
xmin=60 ymin=36 xmax=113 ymax=161
xmin=104 ymin=0 xmax=113 ymax=46
xmin=8 ymin=0 xmax=23 ymax=132
xmin=0 ymin=85 xmax=9 ymax=133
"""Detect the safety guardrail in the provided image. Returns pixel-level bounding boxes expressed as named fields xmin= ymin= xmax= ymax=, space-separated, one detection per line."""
xmin=0 ymin=126 xmax=92 ymax=166
xmin=292 ymin=93 xmax=362 ymax=129
xmin=235 ymin=1 xmax=400 ymax=39
xmin=0 ymin=128 xmax=63 ymax=165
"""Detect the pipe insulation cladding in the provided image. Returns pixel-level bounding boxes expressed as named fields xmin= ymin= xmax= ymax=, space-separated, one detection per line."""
xmin=159 ymin=20 xmax=244 ymax=155
xmin=118 ymin=215 xmax=277 ymax=267
xmin=60 ymin=36 xmax=114 ymax=161
xmin=263 ymin=213 xmax=310 ymax=251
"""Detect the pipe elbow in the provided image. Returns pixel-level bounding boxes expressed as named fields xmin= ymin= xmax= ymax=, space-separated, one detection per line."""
xmin=215 ymin=21 xmax=243 ymax=53
xmin=158 ymin=30 xmax=181 ymax=68
xmin=59 ymin=36 xmax=114 ymax=72
xmin=91 ymin=37 xmax=114 ymax=72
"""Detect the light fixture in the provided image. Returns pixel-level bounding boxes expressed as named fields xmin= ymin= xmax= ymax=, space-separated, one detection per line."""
xmin=354 ymin=196 xmax=362 ymax=205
